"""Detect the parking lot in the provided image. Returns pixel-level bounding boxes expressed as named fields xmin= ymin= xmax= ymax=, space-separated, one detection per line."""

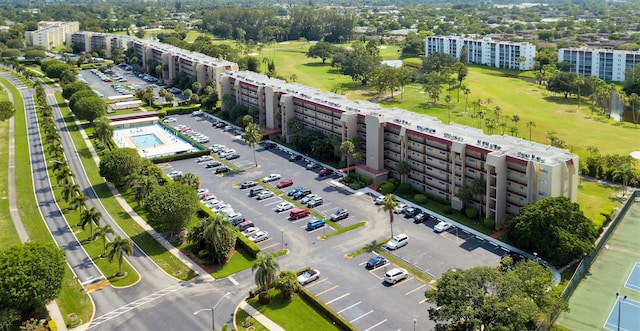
xmin=157 ymin=113 xmax=505 ymax=330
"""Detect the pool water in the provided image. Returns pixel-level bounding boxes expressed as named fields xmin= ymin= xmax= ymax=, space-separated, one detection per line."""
xmin=132 ymin=134 xmax=163 ymax=148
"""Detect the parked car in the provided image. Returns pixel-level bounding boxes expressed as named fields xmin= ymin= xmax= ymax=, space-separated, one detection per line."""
xmin=262 ymin=174 xmax=282 ymax=183
xmin=306 ymin=162 xmax=319 ymax=170
xmin=385 ymin=233 xmax=409 ymax=250
xmin=275 ymin=202 xmax=294 ymax=212
xmin=366 ymin=256 xmax=388 ymax=269
xmin=162 ymin=117 xmax=177 ymax=123
xmin=306 ymin=218 xmax=326 ymax=231
xmin=289 ymin=208 xmax=310 ymax=220
xmin=374 ymin=195 xmax=386 ymax=205
xmin=237 ymin=220 xmax=255 ymax=232
xmin=240 ymin=181 xmax=258 ymax=189
xmin=241 ymin=227 xmax=260 ymax=237
xmin=287 ymin=186 xmax=303 ymax=196
xmin=413 ymin=212 xmax=429 ymax=223
xmin=215 ymin=166 xmax=231 ymax=174
xmin=299 ymin=194 xmax=317 ymax=205
xmin=403 ymin=207 xmax=422 ymax=218
xmin=256 ymin=191 xmax=274 ymax=200
xmin=168 ymin=170 xmax=182 ymax=179
xmin=329 ymin=209 xmax=349 ymax=221
xmin=248 ymin=187 xmax=266 ymax=197
xmin=289 ymin=154 xmax=302 ymax=162
xmin=215 ymin=122 xmax=226 ymax=128
xmin=276 ymin=179 xmax=294 ymax=189
xmin=293 ymin=188 xmax=312 ymax=200
xmin=384 ymin=268 xmax=408 ymax=284
xmin=225 ymin=153 xmax=240 ymax=160
xmin=319 ymin=168 xmax=334 ymax=176
xmin=434 ymin=221 xmax=453 ymax=232
xmin=297 ymin=268 xmax=320 ymax=285
xmin=249 ymin=231 xmax=269 ymax=243
xmin=204 ymin=161 xmax=222 ymax=168
xmin=306 ymin=197 xmax=324 ymax=208
xmin=263 ymin=142 xmax=277 ymax=149
xmin=393 ymin=203 xmax=408 ymax=214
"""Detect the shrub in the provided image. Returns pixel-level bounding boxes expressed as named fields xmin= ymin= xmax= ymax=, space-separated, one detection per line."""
xmin=350 ymin=182 xmax=362 ymax=190
xmin=376 ymin=180 xmax=390 ymax=191
xmin=236 ymin=235 xmax=260 ymax=258
xmin=388 ymin=177 xmax=400 ymax=186
xmin=258 ymin=291 xmax=271 ymax=304
xmin=297 ymin=287 xmax=354 ymax=330
xmin=483 ymin=218 xmax=495 ymax=230
xmin=442 ymin=206 xmax=453 ymax=214
xmin=414 ymin=194 xmax=427 ymax=204
xmin=465 ymin=207 xmax=478 ymax=219
xmin=379 ymin=182 xmax=395 ymax=194
xmin=198 ymin=249 xmax=210 ymax=259
xmin=362 ymin=176 xmax=373 ymax=186
xmin=396 ymin=183 xmax=415 ymax=197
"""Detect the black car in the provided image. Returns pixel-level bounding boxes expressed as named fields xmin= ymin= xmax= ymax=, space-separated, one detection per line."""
xmin=263 ymin=142 xmax=277 ymax=149
xmin=293 ymin=188 xmax=312 ymax=200
xmin=403 ymin=207 xmax=422 ymax=218
xmin=204 ymin=161 xmax=222 ymax=168
xmin=226 ymin=153 xmax=240 ymax=160
xmin=229 ymin=215 xmax=246 ymax=226
xmin=289 ymin=154 xmax=303 ymax=162
xmin=413 ymin=212 xmax=429 ymax=223
xmin=215 ymin=166 xmax=231 ymax=174
xmin=215 ymin=122 xmax=226 ymax=128
xmin=241 ymin=181 xmax=258 ymax=189
xmin=366 ymin=256 xmax=388 ymax=269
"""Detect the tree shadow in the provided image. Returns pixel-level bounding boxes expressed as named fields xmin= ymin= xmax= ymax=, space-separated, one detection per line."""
xmin=301 ymin=62 xmax=331 ymax=68
xmin=542 ymin=95 xmax=577 ymax=105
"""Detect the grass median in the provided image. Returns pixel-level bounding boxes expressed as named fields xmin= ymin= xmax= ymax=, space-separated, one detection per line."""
xmin=54 ymin=92 xmax=197 ymax=281
xmin=0 ymin=84 xmax=20 ymax=249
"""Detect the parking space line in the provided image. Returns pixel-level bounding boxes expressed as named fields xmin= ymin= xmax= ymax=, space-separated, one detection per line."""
xmin=404 ymin=283 xmax=427 ymax=295
xmin=418 ymin=298 xmax=427 ymax=304
xmin=350 ymin=310 xmax=374 ymax=323
xmin=364 ymin=319 xmax=387 ymax=331
xmin=392 ymin=276 xmax=414 ymax=287
xmin=326 ymin=293 xmax=350 ymax=305
xmin=264 ymin=199 xmax=283 ymax=206
xmin=304 ymin=278 xmax=327 ymax=288
xmin=337 ymin=301 xmax=361 ymax=314
xmin=316 ymin=285 xmax=339 ymax=296
xmin=260 ymin=242 xmax=279 ymax=250
xmin=369 ymin=269 xmax=384 ymax=280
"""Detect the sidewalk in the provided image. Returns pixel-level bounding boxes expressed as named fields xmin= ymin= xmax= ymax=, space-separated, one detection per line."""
xmin=237 ymin=301 xmax=285 ymax=331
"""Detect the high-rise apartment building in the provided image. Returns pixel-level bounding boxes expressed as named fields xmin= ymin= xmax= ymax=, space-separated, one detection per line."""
xmin=25 ymin=21 xmax=79 ymax=50
xmin=425 ymin=36 xmax=536 ymax=70
xmin=558 ymin=47 xmax=640 ymax=81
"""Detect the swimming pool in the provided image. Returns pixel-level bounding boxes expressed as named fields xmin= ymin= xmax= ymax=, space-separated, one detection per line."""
xmin=132 ymin=134 xmax=163 ymax=148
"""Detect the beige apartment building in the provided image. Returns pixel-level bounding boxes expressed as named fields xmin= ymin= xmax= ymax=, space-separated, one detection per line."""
xmin=221 ymin=70 xmax=578 ymax=228
xmin=26 ymin=21 xmax=79 ymax=50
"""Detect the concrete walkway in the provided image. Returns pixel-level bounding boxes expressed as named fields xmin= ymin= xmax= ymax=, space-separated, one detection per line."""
xmin=237 ymin=301 xmax=285 ymax=331
xmin=0 ymin=76 xmax=68 ymax=331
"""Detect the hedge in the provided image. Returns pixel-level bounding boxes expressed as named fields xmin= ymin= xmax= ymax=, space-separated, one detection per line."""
xmin=151 ymin=149 xmax=210 ymax=164
xmin=483 ymin=217 xmax=495 ymax=230
xmin=465 ymin=207 xmax=478 ymax=219
xmin=297 ymin=287 xmax=354 ymax=331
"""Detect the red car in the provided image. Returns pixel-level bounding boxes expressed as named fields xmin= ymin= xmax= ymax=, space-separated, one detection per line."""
xmin=319 ymin=168 xmax=334 ymax=176
xmin=276 ymin=179 xmax=294 ymax=189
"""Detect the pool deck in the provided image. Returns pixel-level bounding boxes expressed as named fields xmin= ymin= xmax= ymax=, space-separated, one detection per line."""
xmin=113 ymin=124 xmax=197 ymax=158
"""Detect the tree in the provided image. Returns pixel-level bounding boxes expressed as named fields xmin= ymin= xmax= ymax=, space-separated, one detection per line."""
xmin=422 ymin=52 xmax=458 ymax=74
xmin=62 ymin=82 xmax=91 ymax=100
xmin=68 ymin=194 xmax=88 ymax=213
xmin=547 ymin=71 xmax=577 ymax=98
xmin=426 ymin=260 xmax=568 ymax=331
xmin=252 ymin=252 xmax=279 ymax=292
xmin=454 ymin=62 xmax=468 ymax=103
xmin=78 ymin=206 xmax=102 ymax=239
xmin=93 ymin=116 xmax=113 ymax=145
xmin=506 ymin=197 xmax=597 ymax=266
xmin=0 ymin=101 xmax=15 ymax=121
xmin=99 ymin=148 xmax=143 ymax=186
xmin=0 ymin=242 xmax=65 ymax=312
xmin=396 ymin=160 xmax=411 ymax=184
xmin=526 ymin=120 xmax=536 ymax=141
xmin=339 ymin=140 xmax=356 ymax=173
xmin=107 ymin=236 xmax=133 ymax=277
xmin=612 ymin=163 xmax=636 ymax=194
xmin=60 ymin=182 xmax=81 ymax=203
xmin=628 ymin=93 xmax=640 ymax=126
xmin=145 ymin=182 xmax=199 ymax=235
xmin=176 ymin=172 xmax=200 ymax=190
xmin=242 ymin=122 xmax=262 ymax=167
xmin=68 ymin=90 xmax=98 ymax=111
xmin=275 ymin=270 xmax=300 ymax=300
xmin=380 ymin=194 xmax=399 ymax=237
xmin=0 ymin=309 xmax=20 ymax=331
xmin=130 ymin=175 xmax=158 ymax=205
xmin=422 ymin=71 xmax=443 ymax=105
xmin=332 ymin=41 xmax=381 ymax=86
xmin=93 ymin=224 xmax=114 ymax=257
xmin=461 ymin=86 xmax=471 ymax=112
xmin=444 ymin=94 xmax=452 ymax=124
xmin=202 ymin=214 xmax=237 ymax=264
xmin=54 ymin=166 xmax=74 ymax=187
xmin=74 ymin=97 xmax=107 ymax=123
xmin=306 ymin=41 xmax=336 ymax=64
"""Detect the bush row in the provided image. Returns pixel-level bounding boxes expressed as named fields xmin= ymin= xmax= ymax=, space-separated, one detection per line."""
xmin=297 ymin=287 xmax=354 ymax=331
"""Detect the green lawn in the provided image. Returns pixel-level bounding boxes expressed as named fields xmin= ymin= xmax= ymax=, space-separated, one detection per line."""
xmin=235 ymin=308 xmax=268 ymax=331
xmin=54 ymin=93 xmax=197 ymax=281
xmin=211 ymin=248 xmax=257 ymax=279
xmin=247 ymin=289 xmax=339 ymax=331
xmin=0 ymin=73 xmax=93 ymax=327
xmin=0 ymin=87 xmax=20 ymax=249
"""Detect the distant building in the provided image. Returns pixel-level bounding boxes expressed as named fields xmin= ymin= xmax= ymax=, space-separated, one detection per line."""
xmin=25 ymin=21 xmax=79 ymax=50
xmin=425 ymin=36 xmax=536 ymax=70
xmin=220 ymin=70 xmax=578 ymax=228
xmin=558 ymin=47 xmax=640 ymax=82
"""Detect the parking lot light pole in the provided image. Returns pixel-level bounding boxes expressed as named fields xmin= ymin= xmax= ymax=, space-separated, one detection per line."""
xmin=616 ymin=292 xmax=626 ymax=331
xmin=413 ymin=318 xmax=416 ymax=331
xmin=194 ymin=292 xmax=231 ymax=331
xmin=281 ymin=229 xmax=284 ymax=251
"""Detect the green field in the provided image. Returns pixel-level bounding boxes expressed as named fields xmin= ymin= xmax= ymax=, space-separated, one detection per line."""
xmin=0 ymin=84 xmax=20 ymax=249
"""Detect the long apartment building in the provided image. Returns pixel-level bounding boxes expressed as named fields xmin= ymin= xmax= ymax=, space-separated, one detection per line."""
xmin=68 ymin=32 xmax=239 ymax=95
xmin=220 ymin=70 xmax=578 ymax=228
xmin=25 ymin=21 xmax=79 ymax=50
xmin=558 ymin=47 xmax=640 ymax=82
xmin=69 ymin=31 xmax=127 ymax=58
xmin=425 ymin=36 xmax=536 ymax=70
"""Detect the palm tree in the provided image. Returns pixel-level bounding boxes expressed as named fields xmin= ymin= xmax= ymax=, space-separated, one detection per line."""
xmin=93 ymin=117 xmax=114 ymax=144
xmin=252 ymin=252 xmax=279 ymax=292
xmin=575 ymin=76 xmax=585 ymax=108
xmin=526 ymin=121 xmax=536 ymax=141
xmin=339 ymin=140 xmax=356 ymax=174
xmin=203 ymin=215 xmax=237 ymax=264
xmin=177 ymin=173 xmax=200 ymax=190
xmin=55 ymin=166 xmax=74 ymax=187
xmin=380 ymin=194 xmax=399 ymax=237
xmin=493 ymin=106 xmax=502 ymax=123
xmin=444 ymin=94 xmax=452 ymax=124
xmin=68 ymin=194 xmax=88 ymax=212
xmin=93 ymin=224 xmax=114 ymax=257
xmin=612 ymin=163 xmax=636 ymax=195
xmin=485 ymin=119 xmax=496 ymax=134
xmin=628 ymin=93 xmax=640 ymax=126
xmin=477 ymin=110 xmax=486 ymax=129
xmin=107 ymin=236 xmax=134 ymax=277
xmin=130 ymin=175 xmax=157 ymax=205
xmin=60 ymin=182 xmax=81 ymax=203
xmin=241 ymin=122 xmax=262 ymax=167
xmin=78 ymin=206 xmax=102 ymax=238
xmin=511 ymin=115 xmax=521 ymax=132
xmin=396 ymin=160 xmax=411 ymax=184
xmin=469 ymin=178 xmax=486 ymax=219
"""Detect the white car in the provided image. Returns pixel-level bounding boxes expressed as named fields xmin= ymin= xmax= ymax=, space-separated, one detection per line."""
xmin=262 ymin=174 xmax=281 ymax=183
xmin=242 ymin=227 xmax=260 ymax=237
xmin=434 ymin=221 xmax=453 ymax=232
xmin=297 ymin=268 xmax=320 ymax=285
xmin=205 ymin=200 xmax=223 ymax=208
xmin=196 ymin=188 xmax=209 ymax=195
xmin=197 ymin=155 xmax=214 ymax=163
xmin=275 ymin=202 xmax=294 ymax=212
xmin=256 ymin=191 xmax=274 ymax=200
xmin=384 ymin=268 xmax=408 ymax=284
xmin=385 ymin=233 xmax=409 ymax=250
xmin=249 ymin=231 xmax=269 ymax=242
xmin=212 ymin=203 xmax=231 ymax=212
xmin=393 ymin=203 xmax=407 ymax=214
xmin=374 ymin=195 xmax=386 ymax=205
xmin=168 ymin=170 xmax=182 ymax=179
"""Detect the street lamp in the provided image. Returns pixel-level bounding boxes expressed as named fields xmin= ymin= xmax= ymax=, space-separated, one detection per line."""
xmin=281 ymin=229 xmax=284 ymax=251
xmin=616 ymin=292 xmax=627 ymax=331
xmin=194 ymin=292 xmax=231 ymax=331
xmin=413 ymin=318 xmax=417 ymax=331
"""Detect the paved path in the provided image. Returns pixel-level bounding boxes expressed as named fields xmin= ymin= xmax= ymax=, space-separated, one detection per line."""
xmin=0 ymin=73 xmax=68 ymax=331
xmin=237 ymin=301 xmax=285 ymax=331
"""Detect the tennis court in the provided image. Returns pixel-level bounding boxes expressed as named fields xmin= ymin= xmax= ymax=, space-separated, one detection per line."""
xmin=556 ymin=201 xmax=640 ymax=330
